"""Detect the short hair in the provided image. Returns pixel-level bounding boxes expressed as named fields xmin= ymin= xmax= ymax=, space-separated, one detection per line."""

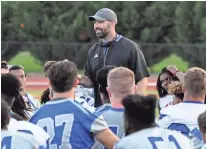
xmin=198 ymin=111 xmax=206 ymax=134
xmin=48 ymin=60 xmax=77 ymax=92
xmin=1 ymin=74 xmax=21 ymax=99
xmin=168 ymin=81 xmax=184 ymax=101
xmin=122 ymin=94 xmax=157 ymax=125
xmin=1 ymin=61 xmax=8 ymax=69
xmin=96 ymin=65 xmax=116 ymax=98
xmin=183 ymin=67 xmax=206 ymax=98
xmin=156 ymin=67 xmax=179 ymax=98
xmin=9 ymin=65 xmax=26 ymax=76
xmin=43 ymin=61 xmax=56 ymax=77
xmin=107 ymin=67 xmax=135 ymax=99
xmin=1 ymin=100 xmax=10 ymax=129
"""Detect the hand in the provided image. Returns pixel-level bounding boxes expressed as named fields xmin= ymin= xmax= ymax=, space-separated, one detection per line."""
xmin=77 ymin=74 xmax=82 ymax=81
xmin=166 ymin=65 xmax=179 ymax=75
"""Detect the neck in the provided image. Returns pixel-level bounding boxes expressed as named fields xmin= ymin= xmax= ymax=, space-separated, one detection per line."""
xmin=7 ymin=105 xmax=11 ymax=110
xmin=127 ymin=123 xmax=156 ymax=135
xmin=2 ymin=126 xmax=8 ymax=130
xmin=20 ymin=90 xmax=26 ymax=96
xmin=52 ymin=88 xmax=75 ymax=100
xmin=183 ymin=94 xmax=204 ymax=103
xmin=110 ymin=98 xmax=124 ymax=108
xmin=103 ymin=31 xmax=117 ymax=41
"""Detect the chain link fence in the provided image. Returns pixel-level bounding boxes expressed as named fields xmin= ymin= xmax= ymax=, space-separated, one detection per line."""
xmin=2 ymin=41 xmax=206 ymax=69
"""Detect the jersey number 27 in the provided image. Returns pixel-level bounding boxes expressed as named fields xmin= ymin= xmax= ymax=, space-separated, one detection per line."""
xmin=37 ymin=114 xmax=74 ymax=149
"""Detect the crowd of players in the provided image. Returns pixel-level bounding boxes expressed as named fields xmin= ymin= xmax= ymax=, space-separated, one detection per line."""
xmin=1 ymin=60 xmax=206 ymax=149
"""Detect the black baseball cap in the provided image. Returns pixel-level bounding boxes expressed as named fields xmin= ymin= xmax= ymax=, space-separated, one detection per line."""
xmin=88 ymin=8 xmax=118 ymax=24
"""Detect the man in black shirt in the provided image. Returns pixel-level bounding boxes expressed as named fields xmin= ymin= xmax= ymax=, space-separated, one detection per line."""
xmin=79 ymin=8 xmax=150 ymax=107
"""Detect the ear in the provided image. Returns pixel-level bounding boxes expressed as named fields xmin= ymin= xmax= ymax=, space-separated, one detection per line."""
xmin=46 ymin=78 xmax=49 ymax=84
xmin=111 ymin=21 xmax=115 ymax=27
xmin=73 ymin=78 xmax=79 ymax=88
xmin=133 ymin=85 xmax=137 ymax=94
xmin=48 ymin=79 xmax=51 ymax=86
xmin=106 ymin=87 xmax=112 ymax=98
xmin=49 ymin=93 xmax=52 ymax=99
xmin=182 ymin=83 xmax=186 ymax=93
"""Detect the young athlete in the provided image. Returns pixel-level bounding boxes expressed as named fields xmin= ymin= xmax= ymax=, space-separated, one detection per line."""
xmin=96 ymin=65 xmax=116 ymax=104
xmin=157 ymin=67 xmax=206 ymax=149
xmin=156 ymin=65 xmax=184 ymax=110
xmin=198 ymin=111 xmax=206 ymax=149
xmin=2 ymin=73 xmax=49 ymax=147
xmin=29 ymin=60 xmax=119 ymax=149
xmin=1 ymin=100 xmax=41 ymax=149
xmin=114 ymin=94 xmax=194 ymax=149
xmin=92 ymin=67 xmax=136 ymax=149
xmin=43 ymin=60 xmax=95 ymax=107
xmin=9 ymin=65 xmax=41 ymax=118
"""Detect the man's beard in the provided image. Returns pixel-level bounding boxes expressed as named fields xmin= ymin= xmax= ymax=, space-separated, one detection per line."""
xmin=95 ymin=25 xmax=110 ymax=39
xmin=95 ymin=29 xmax=108 ymax=38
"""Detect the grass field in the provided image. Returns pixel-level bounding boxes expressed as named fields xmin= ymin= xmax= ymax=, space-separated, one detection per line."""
xmin=9 ymin=51 xmax=188 ymax=74
xmin=10 ymin=51 xmax=187 ymax=102
xmin=27 ymin=89 xmax=158 ymax=100
xmin=9 ymin=52 xmax=43 ymax=73
xmin=149 ymin=54 xmax=189 ymax=73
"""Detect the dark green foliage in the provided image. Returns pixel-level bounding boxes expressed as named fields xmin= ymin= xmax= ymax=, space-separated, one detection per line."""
xmin=1 ymin=1 xmax=206 ymax=69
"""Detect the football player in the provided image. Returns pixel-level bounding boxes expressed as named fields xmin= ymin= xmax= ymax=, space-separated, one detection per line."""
xmin=92 ymin=67 xmax=136 ymax=149
xmin=157 ymin=67 xmax=206 ymax=149
xmin=29 ymin=60 xmax=119 ymax=149
xmin=114 ymin=94 xmax=194 ymax=149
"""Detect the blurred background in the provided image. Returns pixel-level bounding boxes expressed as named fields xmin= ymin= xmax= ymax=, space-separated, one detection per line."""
xmin=1 ymin=1 xmax=206 ymax=98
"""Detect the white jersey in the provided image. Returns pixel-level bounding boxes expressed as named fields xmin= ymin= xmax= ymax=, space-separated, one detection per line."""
xmin=202 ymin=144 xmax=206 ymax=149
xmin=23 ymin=93 xmax=41 ymax=118
xmin=156 ymin=101 xmax=206 ymax=149
xmin=114 ymin=127 xmax=194 ymax=149
xmin=75 ymin=92 xmax=95 ymax=107
xmin=1 ymin=130 xmax=40 ymax=149
xmin=8 ymin=118 xmax=49 ymax=147
xmin=75 ymin=85 xmax=94 ymax=97
xmin=159 ymin=95 xmax=174 ymax=110
xmin=75 ymin=96 xmax=96 ymax=112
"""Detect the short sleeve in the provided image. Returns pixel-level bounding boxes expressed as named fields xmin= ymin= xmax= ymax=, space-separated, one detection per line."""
xmin=129 ymin=44 xmax=150 ymax=83
xmin=84 ymin=44 xmax=97 ymax=82
xmin=155 ymin=114 xmax=171 ymax=128
xmin=84 ymin=49 xmax=92 ymax=80
xmin=90 ymin=115 xmax=108 ymax=135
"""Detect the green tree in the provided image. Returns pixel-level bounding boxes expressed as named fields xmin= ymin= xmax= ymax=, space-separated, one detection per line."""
xmin=174 ymin=1 xmax=206 ymax=69
xmin=1 ymin=2 xmax=24 ymax=61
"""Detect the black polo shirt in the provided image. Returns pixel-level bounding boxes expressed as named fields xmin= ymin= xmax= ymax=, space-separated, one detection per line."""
xmin=85 ymin=36 xmax=150 ymax=107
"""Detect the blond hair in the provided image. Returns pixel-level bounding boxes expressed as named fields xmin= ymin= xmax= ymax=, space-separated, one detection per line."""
xmin=107 ymin=67 xmax=135 ymax=99
xmin=184 ymin=67 xmax=206 ymax=97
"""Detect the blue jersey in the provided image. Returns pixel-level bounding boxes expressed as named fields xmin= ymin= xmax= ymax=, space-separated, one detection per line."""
xmin=95 ymin=104 xmax=112 ymax=115
xmin=1 ymin=130 xmax=40 ymax=149
xmin=29 ymin=98 xmax=108 ymax=149
xmin=92 ymin=104 xmax=124 ymax=149
xmin=156 ymin=101 xmax=206 ymax=149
